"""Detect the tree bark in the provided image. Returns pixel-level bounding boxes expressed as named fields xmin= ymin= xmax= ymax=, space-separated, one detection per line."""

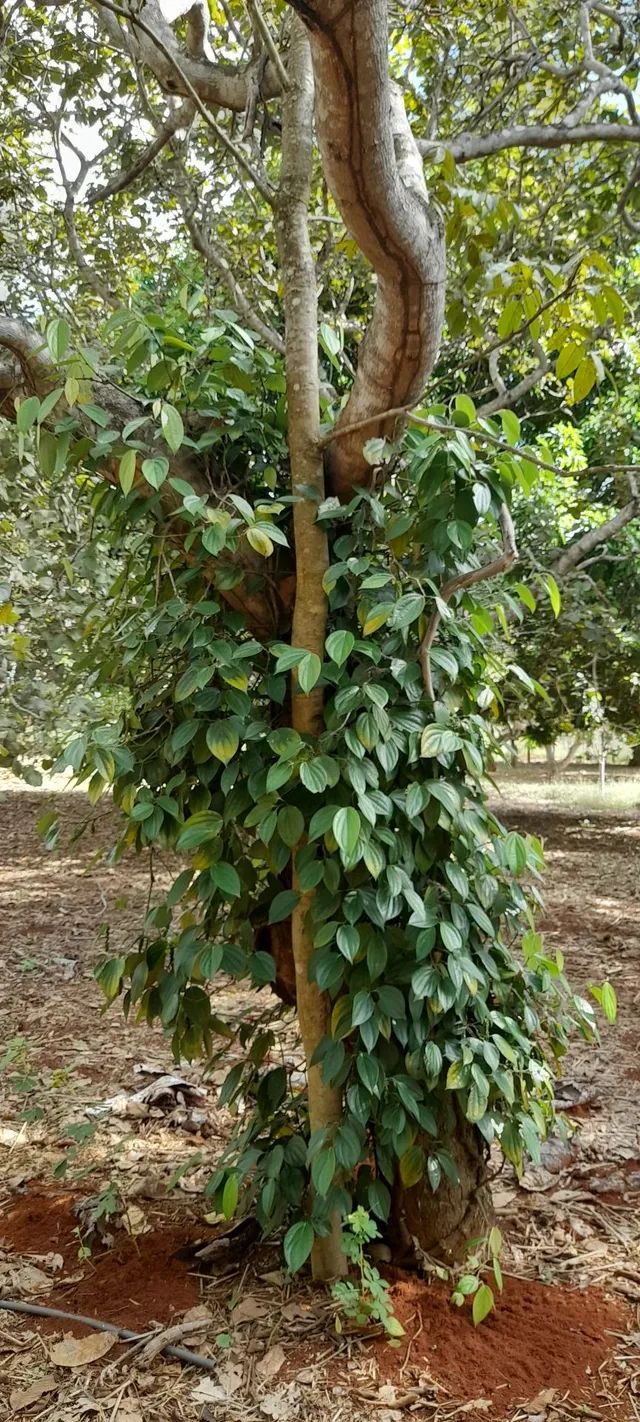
xmin=276 ymin=15 xmax=346 ymax=1281
xmin=389 ymin=1108 xmax=492 ymax=1265
xmin=287 ymin=0 xmax=446 ymax=501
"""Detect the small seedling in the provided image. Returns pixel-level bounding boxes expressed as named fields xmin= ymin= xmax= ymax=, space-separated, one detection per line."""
xmin=450 ymin=1225 xmax=504 ymax=1325
xmin=331 ymin=1207 xmax=405 ymax=1343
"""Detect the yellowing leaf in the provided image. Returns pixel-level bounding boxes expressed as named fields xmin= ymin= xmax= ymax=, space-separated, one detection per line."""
xmin=118 ymin=448 xmax=136 ymax=495
xmin=206 ymin=720 xmax=240 ymax=764
xmin=246 ymin=526 xmax=274 ymax=557
xmin=572 ymin=355 xmax=597 ymax=403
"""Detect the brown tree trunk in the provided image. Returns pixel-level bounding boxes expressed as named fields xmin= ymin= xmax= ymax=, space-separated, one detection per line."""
xmin=276 ymin=15 xmax=346 ymax=1281
xmin=389 ymin=1109 xmax=492 ymax=1265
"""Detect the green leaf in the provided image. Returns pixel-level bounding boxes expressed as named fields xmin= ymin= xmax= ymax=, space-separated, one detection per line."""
xmin=176 ymin=811 xmax=223 ymax=851
xmin=351 ymin=989 xmax=374 ymax=1027
xmin=545 ymin=573 xmax=561 ymax=618
xmin=161 ymin=402 xmax=184 ymax=452
xmin=573 ymin=355 xmax=597 ymax=403
xmin=300 ymin=759 xmax=328 ymax=794
xmin=46 ymin=317 xmax=70 ymax=360
xmin=504 ymin=831 xmax=528 ymax=875
xmin=284 ymin=1220 xmax=314 ymax=1273
xmin=222 ymin=1172 xmax=239 ymax=1219
xmin=500 ymin=409 xmax=521 ymax=444
xmin=421 ymin=725 xmax=462 ymax=758
xmin=297 ymin=652 xmax=322 ymax=693
xmin=333 ymin=807 xmax=361 ymax=859
xmin=472 ymin=1283 xmax=495 ymax=1326
xmin=311 ymin=1146 xmax=336 ymax=1197
xmin=141 ymin=456 xmax=169 ymax=489
xmin=96 ymin=956 xmax=125 ymax=1003
xmin=206 ymin=720 xmax=240 ymax=764
xmin=210 ymin=861 xmax=241 ymax=898
xmin=325 ymin=629 xmax=355 ymax=666
xmin=389 ymin=592 xmax=425 ymax=629
xmin=16 ymin=396 xmax=40 ymax=432
xmin=278 ymin=805 xmax=305 ymax=847
xmin=591 ymin=980 xmax=617 ymax=1024
xmin=118 ymin=448 xmax=137 ymax=495
xmin=37 ymin=386 xmax=64 ymax=422
xmin=269 ymin=889 xmax=300 ymax=923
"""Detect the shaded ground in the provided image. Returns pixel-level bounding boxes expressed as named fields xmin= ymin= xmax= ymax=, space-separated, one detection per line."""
xmin=0 ymin=777 xmax=638 ymax=1421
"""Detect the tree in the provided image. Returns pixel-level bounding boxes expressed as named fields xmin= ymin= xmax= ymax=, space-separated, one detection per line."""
xmin=1 ymin=0 xmax=637 ymax=1280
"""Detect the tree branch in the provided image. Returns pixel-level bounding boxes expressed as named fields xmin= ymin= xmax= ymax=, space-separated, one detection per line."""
xmin=92 ymin=0 xmax=275 ymax=202
xmin=91 ymin=0 xmax=281 ymax=112
xmin=420 ymin=504 xmax=518 ymax=700
xmin=179 ymin=194 xmax=285 ymax=353
xmin=418 ymin=121 xmax=640 ymax=163
xmin=287 ymin=0 xmax=446 ymax=502
xmin=87 ymin=101 xmax=195 ymax=204
xmin=551 ymin=498 xmax=640 ymax=579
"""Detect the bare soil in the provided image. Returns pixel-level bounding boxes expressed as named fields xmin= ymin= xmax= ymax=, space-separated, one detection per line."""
xmin=0 ymin=779 xmax=638 ymax=1421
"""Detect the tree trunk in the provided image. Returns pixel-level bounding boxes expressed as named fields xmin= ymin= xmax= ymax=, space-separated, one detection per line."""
xmin=276 ymin=16 xmax=346 ymax=1281
xmin=389 ymin=1109 xmax=492 ymax=1264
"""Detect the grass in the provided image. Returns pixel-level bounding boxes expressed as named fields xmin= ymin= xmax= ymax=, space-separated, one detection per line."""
xmin=491 ymin=767 xmax=640 ymax=813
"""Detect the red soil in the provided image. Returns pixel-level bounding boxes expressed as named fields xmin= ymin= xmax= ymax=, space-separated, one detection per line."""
xmin=378 ymin=1273 xmax=630 ymax=1412
xmin=0 ymin=1191 xmax=200 ymax=1331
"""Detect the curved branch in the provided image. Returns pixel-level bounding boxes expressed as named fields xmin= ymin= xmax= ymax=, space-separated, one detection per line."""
xmin=180 ymin=200 xmax=285 ymax=354
xmin=420 ymin=505 xmax=518 ymax=699
xmin=87 ymin=101 xmax=195 ymax=204
xmin=419 ymin=121 xmax=640 ymax=163
xmin=287 ymin=0 xmax=446 ymax=501
xmin=92 ymin=0 xmax=281 ymax=112
xmin=551 ymin=497 xmax=640 ymax=579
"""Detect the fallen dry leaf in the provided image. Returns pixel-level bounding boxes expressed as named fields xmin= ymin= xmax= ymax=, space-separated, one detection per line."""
xmin=49 ymin=1331 xmax=116 ymax=1368
xmin=257 ymin=1344 xmax=286 ymax=1381
xmin=122 ymin=1204 xmax=150 ymax=1237
xmin=260 ymin=1386 xmax=297 ymax=1420
xmin=231 ymin=1295 xmax=270 ymax=1324
xmin=377 ymin=1384 xmax=399 ymax=1405
xmin=192 ymin=1361 xmax=243 ymax=1403
xmin=527 ymin=1389 xmax=558 ymax=1413
xmin=9 ymin=1376 xmax=58 ymax=1412
xmin=1 ymin=1262 xmax=54 ymax=1296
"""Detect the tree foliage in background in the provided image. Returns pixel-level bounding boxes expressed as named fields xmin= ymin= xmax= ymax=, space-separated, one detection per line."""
xmin=1 ymin=0 xmax=637 ymax=1279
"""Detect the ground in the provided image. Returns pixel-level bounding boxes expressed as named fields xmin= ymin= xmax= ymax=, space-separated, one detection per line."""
xmin=0 ymin=769 xmax=638 ymax=1422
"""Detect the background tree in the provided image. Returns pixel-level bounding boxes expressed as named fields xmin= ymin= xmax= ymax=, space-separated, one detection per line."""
xmin=1 ymin=0 xmax=637 ymax=1280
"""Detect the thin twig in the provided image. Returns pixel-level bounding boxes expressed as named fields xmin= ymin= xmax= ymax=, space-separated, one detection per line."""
xmin=419 ymin=504 xmax=518 ymax=700
xmin=319 ymin=404 xmax=640 ymax=484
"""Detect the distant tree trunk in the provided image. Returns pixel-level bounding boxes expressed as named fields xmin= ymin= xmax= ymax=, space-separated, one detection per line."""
xmin=545 ymin=744 xmax=557 ymax=779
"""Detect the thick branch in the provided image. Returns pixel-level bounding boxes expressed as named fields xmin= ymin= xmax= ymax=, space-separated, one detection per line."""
xmin=418 ymin=122 xmax=640 ymax=163
xmin=288 ymin=0 xmax=445 ymax=501
xmin=92 ymin=0 xmax=281 ymax=111
xmin=551 ymin=498 xmax=640 ymax=579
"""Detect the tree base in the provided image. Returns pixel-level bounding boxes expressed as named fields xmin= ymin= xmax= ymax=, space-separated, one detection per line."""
xmin=388 ymin=1112 xmax=492 ymax=1266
